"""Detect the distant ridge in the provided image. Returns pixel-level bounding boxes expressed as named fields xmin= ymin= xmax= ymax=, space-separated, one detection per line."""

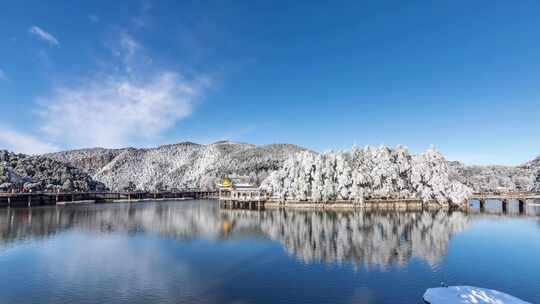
xmin=45 ymin=141 xmax=310 ymax=191
xmin=31 ymin=141 xmax=540 ymax=194
xmin=449 ymin=161 xmax=539 ymax=193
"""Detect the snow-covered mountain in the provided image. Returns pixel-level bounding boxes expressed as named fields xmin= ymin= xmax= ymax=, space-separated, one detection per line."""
xmin=21 ymin=141 xmax=540 ymax=198
xmin=46 ymin=141 xmax=310 ymax=191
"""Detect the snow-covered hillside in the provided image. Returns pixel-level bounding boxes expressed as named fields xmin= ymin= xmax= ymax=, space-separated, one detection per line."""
xmin=261 ymin=146 xmax=472 ymax=204
xmin=448 ymin=162 xmax=536 ymax=193
xmin=47 ymin=141 xmax=310 ymax=191
xmin=44 ymin=141 xmax=540 ymax=196
xmin=0 ymin=150 xmax=105 ymax=192
xmin=448 ymin=156 xmax=540 ymax=193
xmin=522 ymin=156 xmax=540 ymax=191
xmin=46 ymin=147 xmax=126 ymax=176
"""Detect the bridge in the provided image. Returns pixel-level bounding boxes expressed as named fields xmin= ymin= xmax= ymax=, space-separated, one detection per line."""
xmin=467 ymin=192 xmax=540 ymax=213
xmin=1 ymin=189 xmax=539 ymax=211
xmin=0 ymin=190 xmax=217 ymax=208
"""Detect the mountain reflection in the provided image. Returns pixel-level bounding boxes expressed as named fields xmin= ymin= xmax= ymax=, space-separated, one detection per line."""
xmin=0 ymin=201 xmax=470 ymax=269
xmin=0 ymin=201 xmax=228 ymax=244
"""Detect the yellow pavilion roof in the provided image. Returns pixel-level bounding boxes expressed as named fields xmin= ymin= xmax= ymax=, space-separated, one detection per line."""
xmin=218 ymin=176 xmax=233 ymax=188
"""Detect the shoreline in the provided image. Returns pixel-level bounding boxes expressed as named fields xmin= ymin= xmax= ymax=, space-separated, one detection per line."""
xmin=0 ymin=191 xmax=216 ymax=208
xmin=263 ymin=201 xmax=451 ymax=210
xmin=112 ymin=197 xmax=193 ymax=203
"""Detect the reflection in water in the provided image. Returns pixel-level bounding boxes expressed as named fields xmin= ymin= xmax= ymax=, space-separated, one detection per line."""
xmin=466 ymin=198 xmax=540 ymax=216
xmin=223 ymin=209 xmax=470 ymax=269
xmin=0 ymin=201 xmax=226 ymax=246
xmin=1 ymin=201 xmax=539 ymax=304
xmin=0 ymin=201 xmax=471 ymax=269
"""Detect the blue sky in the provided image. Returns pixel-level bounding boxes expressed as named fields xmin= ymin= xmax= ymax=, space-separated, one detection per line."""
xmin=0 ymin=0 xmax=539 ymax=165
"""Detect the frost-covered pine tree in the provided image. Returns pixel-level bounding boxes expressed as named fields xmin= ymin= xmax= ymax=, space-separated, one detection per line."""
xmin=322 ymin=153 xmax=337 ymax=202
xmin=310 ymin=155 xmax=324 ymax=202
xmin=336 ymin=151 xmax=352 ymax=201
xmin=261 ymin=145 xmax=471 ymax=205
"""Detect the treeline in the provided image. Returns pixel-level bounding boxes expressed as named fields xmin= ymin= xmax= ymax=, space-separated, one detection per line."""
xmin=261 ymin=145 xmax=472 ymax=205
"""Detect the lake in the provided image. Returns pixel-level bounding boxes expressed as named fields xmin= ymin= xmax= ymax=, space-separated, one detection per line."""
xmin=0 ymin=200 xmax=539 ymax=304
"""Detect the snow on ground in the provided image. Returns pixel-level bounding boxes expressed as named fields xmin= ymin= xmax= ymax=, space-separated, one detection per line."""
xmin=423 ymin=286 xmax=532 ymax=304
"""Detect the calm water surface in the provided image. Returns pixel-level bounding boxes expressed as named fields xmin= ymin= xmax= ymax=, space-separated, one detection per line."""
xmin=0 ymin=200 xmax=539 ymax=304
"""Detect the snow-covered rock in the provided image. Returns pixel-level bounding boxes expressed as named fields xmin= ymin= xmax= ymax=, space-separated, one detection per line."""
xmin=423 ymin=286 xmax=531 ymax=304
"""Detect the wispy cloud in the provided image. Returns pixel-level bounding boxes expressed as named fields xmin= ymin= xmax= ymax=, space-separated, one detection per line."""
xmin=39 ymin=72 xmax=208 ymax=148
xmin=29 ymin=26 xmax=59 ymax=46
xmin=106 ymin=32 xmax=153 ymax=76
xmin=117 ymin=32 xmax=141 ymax=73
xmin=0 ymin=127 xmax=59 ymax=154
xmin=0 ymin=69 xmax=8 ymax=81
xmin=37 ymin=33 xmax=211 ymax=149
xmin=132 ymin=0 xmax=153 ymax=29
xmin=89 ymin=14 xmax=100 ymax=23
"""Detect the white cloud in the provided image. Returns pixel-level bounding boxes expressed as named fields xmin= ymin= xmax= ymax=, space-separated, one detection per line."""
xmin=38 ymin=72 xmax=209 ymax=148
xmin=0 ymin=127 xmax=59 ymax=154
xmin=29 ymin=26 xmax=59 ymax=46
xmin=31 ymin=32 xmax=211 ymax=150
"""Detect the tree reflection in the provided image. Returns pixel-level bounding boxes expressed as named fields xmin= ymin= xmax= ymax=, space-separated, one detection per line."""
xmin=0 ymin=201 xmax=470 ymax=269
xmin=0 ymin=201 xmax=227 ymax=245
xmin=222 ymin=209 xmax=470 ymax=269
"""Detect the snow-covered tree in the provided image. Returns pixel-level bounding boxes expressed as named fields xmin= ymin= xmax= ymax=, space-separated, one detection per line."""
xmin=336 ymin=151 xmax=352 ymax=200
xmin=261 ymin=145 xmax=472 ymax=205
